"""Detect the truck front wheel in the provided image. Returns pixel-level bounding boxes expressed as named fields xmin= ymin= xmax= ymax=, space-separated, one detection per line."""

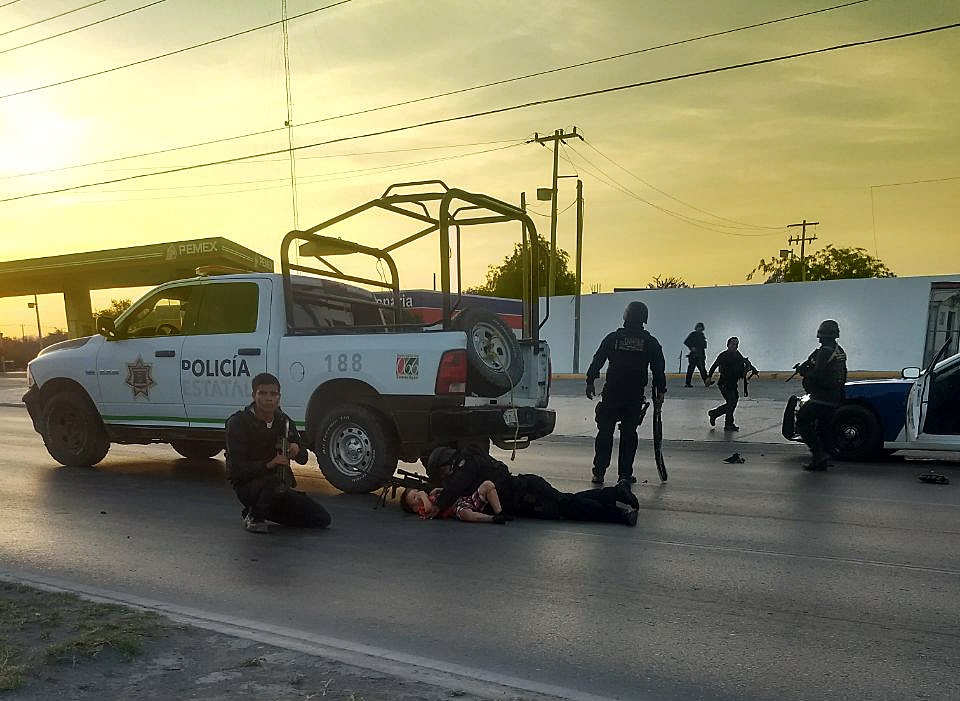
xmin=41 ymin=392 xmax=110 ymax=467
xmin=316 ymin=404 xmax=397 ymax=493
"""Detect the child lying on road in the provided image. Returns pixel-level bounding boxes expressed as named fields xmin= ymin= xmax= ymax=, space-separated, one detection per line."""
xmin=401 ymin=480 xmax=511 ymax=524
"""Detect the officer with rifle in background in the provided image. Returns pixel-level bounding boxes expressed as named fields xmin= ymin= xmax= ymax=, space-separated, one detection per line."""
xmin=795 ymin=320 xmax=848 ymax=471
xmin=683 ymin=322 xmax=713 ymax=388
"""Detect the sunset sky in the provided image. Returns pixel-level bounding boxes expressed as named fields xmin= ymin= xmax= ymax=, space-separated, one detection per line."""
xmin=1 ymin=0 xmax=958 ymax=336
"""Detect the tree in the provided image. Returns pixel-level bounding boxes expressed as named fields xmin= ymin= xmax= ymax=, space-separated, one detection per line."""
xmin=0 ymin=329 xmax=68 ymax=370
xmin=466 ymin=235 xmax=577 ymax=298
xmin=93 ymin=298 xmax=132 ymax=320
xmin=647 ymin=275 xmax=690 ymax=289
xmin=747 ymin=245 xmax=895 ymax=283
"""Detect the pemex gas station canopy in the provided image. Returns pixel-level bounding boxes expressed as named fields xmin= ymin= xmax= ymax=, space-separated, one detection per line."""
xmin=0 ymin=237 xmax=273 ymax=338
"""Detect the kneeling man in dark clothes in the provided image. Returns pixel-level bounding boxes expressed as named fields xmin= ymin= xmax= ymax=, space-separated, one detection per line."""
xmin=226 ymin=373 xmax=331 ymax=533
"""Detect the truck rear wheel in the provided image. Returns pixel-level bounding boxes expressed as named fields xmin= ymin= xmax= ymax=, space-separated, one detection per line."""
xmin=454 ymin=307 xmax=523 ymax=396
xmin=41 ymin=392 xmax=110 ymax=467
xmin=170 ymin=440 xmax=222 ymax=460
xmin=316 ymin=403 xmax=397 ymax=493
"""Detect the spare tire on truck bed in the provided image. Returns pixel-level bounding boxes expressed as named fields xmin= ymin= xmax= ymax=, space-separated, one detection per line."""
xmin=453 ymin=307 xmax=523 ymax=396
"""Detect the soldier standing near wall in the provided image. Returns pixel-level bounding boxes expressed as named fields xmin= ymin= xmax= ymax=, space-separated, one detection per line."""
xmin=683 ymin=322 xmax=713 ymax=388
xmin=795 ymin=320 xmax=848 ymax=471
xmin=585 ymin=301 xmax=667 ymax=488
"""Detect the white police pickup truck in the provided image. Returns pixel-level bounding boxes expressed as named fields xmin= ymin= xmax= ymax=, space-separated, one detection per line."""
xmin=23 ymin=182 xmax=555 ymax=493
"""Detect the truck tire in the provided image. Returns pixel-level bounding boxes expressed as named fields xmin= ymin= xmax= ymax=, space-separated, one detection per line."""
xmin=41 ymin=392 xmax=110 ymax=467
xmin=316 ymin=403 xmax=397 ymax=493
xmin=454 ymin=307 xmax=523 ymax=396
xmin=831 ymin=404 xmax=883 ymax=461
xmin=170 ymin=440 xmax=222 ymax=460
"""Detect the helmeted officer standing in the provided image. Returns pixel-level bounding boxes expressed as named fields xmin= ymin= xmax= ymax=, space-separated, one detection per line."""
xmin=683 ymin=322 xmax=712 ymax=387
xmin=796 ymin=319 xmax=847 ymax=470
xmin=585 ymin=301 xmax=667 ymax=487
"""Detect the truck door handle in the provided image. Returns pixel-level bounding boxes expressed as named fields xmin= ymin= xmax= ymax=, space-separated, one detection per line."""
xmin=237 ymin=348 xmax=261 ymax=356
xmin=154 ymin=350 xmax=176 ymax=357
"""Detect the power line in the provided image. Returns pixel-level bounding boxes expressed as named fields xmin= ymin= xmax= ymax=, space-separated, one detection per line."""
xmin=68 ymin=143 xmax=525 ymax=202
xmin=560 ymin=142 xmax=780 ymax=237
xmin=0 ymin=0 xmax=108 ymax=37
xmin=870 ymin=174 xmax=960 ymax=189
xmin=581 ymin=137 xmax=780 ymax=230
xmin=0 ymin=0 xmax=353 ymax=100
xmin=1 ymin=0 xmax=880 ymax=181
xmin=0 ymin=1 xmax=25 ymax=8
xmin=0 ymin=0 xmax=167 ymax=56
xmin=4 ymin=22 xmax=958 ymax=204
xmin=280 ymin=0 xmax=299 ymax=231
xmin=1 ymin=138 xmax=520 ymax=179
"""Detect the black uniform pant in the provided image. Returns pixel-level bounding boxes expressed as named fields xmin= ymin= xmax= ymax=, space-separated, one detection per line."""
xmin=593 ymin=400 xmax=645 ymax=479
xmin=506 ymin=474 xmax=630 ymax=524
xmin=711 ymin=381 xmax=739 ymax=426
xmin=237 ymin=473 xmax=331 ymax=528
xmin=796 ymin=399 xmax=836 ymax=462
xmin=685 ymin=352 xmax=708 ymax=385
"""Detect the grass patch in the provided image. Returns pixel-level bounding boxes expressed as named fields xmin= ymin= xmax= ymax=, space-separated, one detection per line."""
xmin=0 ymin=581 xmax=168 ymax=690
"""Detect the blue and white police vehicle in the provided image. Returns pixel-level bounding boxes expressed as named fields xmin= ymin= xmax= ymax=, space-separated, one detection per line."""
xmin=783 ymin=340 xmax=960 ymax=459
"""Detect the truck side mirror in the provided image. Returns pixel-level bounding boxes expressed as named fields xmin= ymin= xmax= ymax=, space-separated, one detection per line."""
xmin=96 ymin=316 xmax=116 ymax=339
xmin=901 ymin=367 xmax=921 ymax=379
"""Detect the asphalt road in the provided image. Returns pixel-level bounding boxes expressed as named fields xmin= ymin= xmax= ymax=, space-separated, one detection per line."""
xmin=2 ymin=405 xmax=959 ymax=701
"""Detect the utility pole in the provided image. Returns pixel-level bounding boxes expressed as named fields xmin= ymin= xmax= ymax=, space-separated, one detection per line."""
xmin=572 ymin=179 xmax=583 ymax=373
xmin=528 ymin=127 xmax=583 ymax=296
xmin=787 ymin=219 xmax=819 ymax=282
xmin=519 ymin=192 xmax=531 ymax=338
xmin=27 ymin=294 xmax=41 ymax=339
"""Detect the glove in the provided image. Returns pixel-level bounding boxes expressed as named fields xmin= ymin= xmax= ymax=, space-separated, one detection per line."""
xmin=585 ymin=382 xmax=595 ymax=400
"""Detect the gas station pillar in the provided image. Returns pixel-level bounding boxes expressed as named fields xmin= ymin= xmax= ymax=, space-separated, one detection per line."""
xmin=63 ymin=287 xmax=95 ymax=339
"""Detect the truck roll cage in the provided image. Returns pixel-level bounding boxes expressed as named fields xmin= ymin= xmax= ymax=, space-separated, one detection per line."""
xmin=279 ymin=181 xmax=544 ymax=340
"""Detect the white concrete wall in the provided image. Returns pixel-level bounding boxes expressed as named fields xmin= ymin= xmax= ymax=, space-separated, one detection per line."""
xmin=540 ymin=275 xmax=960 ymax=373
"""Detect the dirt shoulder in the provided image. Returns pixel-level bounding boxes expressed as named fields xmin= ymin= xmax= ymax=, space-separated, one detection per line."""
xmin=0 ymin=582 xmax=528 ymax=701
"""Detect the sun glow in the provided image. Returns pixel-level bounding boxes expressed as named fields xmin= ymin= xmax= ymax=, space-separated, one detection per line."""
xmin=0 ymin=101 xmax=87 ymax=175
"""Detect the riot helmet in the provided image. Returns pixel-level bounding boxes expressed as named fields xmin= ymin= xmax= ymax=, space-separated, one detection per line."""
xmin=426 ymin=446 xmax=457 ymax=481
xmin=817 ymin=319 xmax=840 ymax=340
xmin=623 ymin=301 xmax=648 ymax=325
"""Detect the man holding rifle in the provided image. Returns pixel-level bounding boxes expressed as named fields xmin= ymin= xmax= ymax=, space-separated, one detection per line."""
xmin=226 ymin=373 xmax=331 ymax=533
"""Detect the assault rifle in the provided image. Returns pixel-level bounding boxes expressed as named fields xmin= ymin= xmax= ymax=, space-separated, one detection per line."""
xmin=785 ymin=358 xmax=814 ymax=383
xmin=741 ymin=358 xmax=760 ymax=397
xmin=278 ymin=417 xmax=290 ymax=487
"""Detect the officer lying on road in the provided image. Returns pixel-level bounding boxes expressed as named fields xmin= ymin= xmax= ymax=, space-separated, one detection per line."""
xmin=425 ymin=446 xmax=640 ymax=526
xmin=225 ymin=372 xmax=331 ymax=533
xmin=585 ymin=301 xmax=667 ymax=488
